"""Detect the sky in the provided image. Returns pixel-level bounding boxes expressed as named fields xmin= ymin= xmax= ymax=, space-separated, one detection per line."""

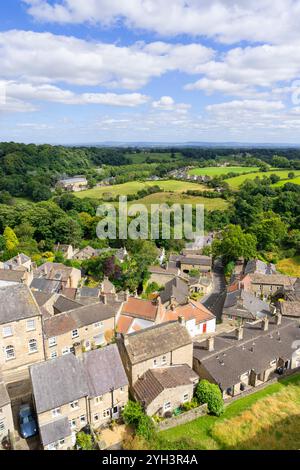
xmin=1 ymin=1 xmax=300 ymax=144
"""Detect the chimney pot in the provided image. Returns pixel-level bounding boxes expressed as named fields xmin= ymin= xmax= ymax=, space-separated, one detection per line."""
xmin=206 ymin=336 xmax=214 ymax=352
xmin=178 ymin=315 xmax=185 ymax=326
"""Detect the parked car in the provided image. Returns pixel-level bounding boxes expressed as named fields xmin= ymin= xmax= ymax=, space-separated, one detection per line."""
xmin=19 ymin=405 xmax=38 ymax=439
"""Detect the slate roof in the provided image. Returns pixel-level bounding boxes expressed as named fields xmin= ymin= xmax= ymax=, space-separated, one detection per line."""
xmin=160 ymin=277 xmax=189 ymax=305
xmin=0 ymin=284 xmax=41 ymax=325
xmin=30 ymin=354 xmax=89 ymax=413
xmin=31 ymin=277 xmax=62 ymax=294
xmin=120 ymin=321 xmax=192 ymax=365
xmin=249 ymin=273 xmax=297 ymax=287
xmin=39 ymin=417 xmax=72 ymax=447
xmin=280 ymin=301 xmax=300 ymax=318
xmin=43 ymin=302 xmax=117 ymax=338
xmin=77 ymin=287 xmax=100 ymax=298
xmin=53 ymin=295 xmax=82 ymax=314
xmin=223 ymin=289 xmax=271 ymax=320
xmin=193 ymin=318 xmax=300 ymax=390
xmin=0 ymin=269 xmax=25 ymax=282
xmin=81 ymin=344 xmax=128 ymax=398
xmin=244 ymin=259 xmax=277 ymax=275
xmin=133 ymin=365 xmax=198 ymax=407
xmin=4 ymin=253 xmax=31 ymax=269
xmin=32 ymin=291 xmax=53 ymax=307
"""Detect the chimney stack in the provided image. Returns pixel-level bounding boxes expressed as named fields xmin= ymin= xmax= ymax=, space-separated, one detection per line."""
xmin=178 ymin=316 xmax=185 ymax=326
xmin=73 ymin=342 xmax=83 ymax=357
xmin=124 ymin=335 xmax=129 ymax=347
xmin=261 ymin=317 xmax=269 ymax=331
xmin=235 ymin=326 xmax=244 ymax=341
xmin=275 ymin=313 xmax=282 ymax=326
xmin=102 ymin=294 xmax=107 ymax=305
xmin=206 ymin=336 xmax=214 ymax=352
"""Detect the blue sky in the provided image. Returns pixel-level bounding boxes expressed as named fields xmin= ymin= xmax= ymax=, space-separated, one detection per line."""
xmin=1 ymin=0 xmax=300 ymax=144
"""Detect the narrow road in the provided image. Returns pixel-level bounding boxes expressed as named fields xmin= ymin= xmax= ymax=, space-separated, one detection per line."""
xmin=201 ymin=258 xmax=227 ymax=321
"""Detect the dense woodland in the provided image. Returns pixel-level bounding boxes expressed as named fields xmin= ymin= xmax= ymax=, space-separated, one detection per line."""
xmin=0 ymin=142 xmax=299 ymax=292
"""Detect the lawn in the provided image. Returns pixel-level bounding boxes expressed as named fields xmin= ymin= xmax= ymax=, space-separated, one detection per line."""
xmin=276 ymin=256 xmax=300 ymax=277
xmin=152 ymin=373 xmax=300 ymax=450
xmin=127 ymin=152 xmax=183 ymax=164
xmin=124 ymin=192 xmax=228 ymax=211
xmin=189 ymin=166 xmax=259 ymax=177
xmin=273 ymin=176 xmax=300 ymax=187
xmin=76 ymin=180 xmax=208 ymax=200
xmin=225 ymin=170 xmax=300 ymax=189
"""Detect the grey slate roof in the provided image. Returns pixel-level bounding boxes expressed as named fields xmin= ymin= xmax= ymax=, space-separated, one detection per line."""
xmin=53 ymin=295 xmax=82 ymax=313
xmin=0 ymin=284 xmax=41 ymax=325
xmin=30 ymin=354 xmax=89 ymax=413
xmin=244 ymin=259 xmax=277 ymax=275
xmin=81 ymin=344 xmax=128 ymax=398
xmin=77 ymin=287 xmax=100 ymax=298
xmin=31 ymin=277 xmax=62 ymax=294
xmin=193 ymin=318 xmax=300 ymax=390
xmin=0 ymin=269 xmax=25 ymax=282
xmin=160 ymin=277 xmax=189 ymax=305
xmin=133 ymin=365 xmax=198 ymax=407
xmin=39 ymin=417 xmax=72 ymax=447
xmin=223 ymin=289 xmax=271 ymax=320
xmin=120 ymin=321 xmax=192 ymax=365
xmin=4 ymin=253 xmax=31 ymax=269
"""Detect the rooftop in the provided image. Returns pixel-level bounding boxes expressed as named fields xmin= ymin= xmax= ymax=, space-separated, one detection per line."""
xmin=223 ymin=289 xmax=271 ymax=320
xmin=164 ymin=300 xmax=215 ymax=324
xmin=39 ymin=417 xmax=71 ymax=447
xmin=0 ymin=284 xmax=41 ymax=325
xmin=121 ymin=297 xmax=160 ymax=322
xmin=0 ymin=269 xmax=26 ymax=282
xmin=160 ymin=277 xmax=189 ymax=305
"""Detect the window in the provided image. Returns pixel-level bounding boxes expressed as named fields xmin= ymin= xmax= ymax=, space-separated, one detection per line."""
xmin=103 ymin=409 xmax=111 ymax=419
xmin=70 ymin=401 xmax=79 ymax=410
xmin=52 ymin=408 xmax=61 ymax=418
xmin=93 ymin=333 xmax=105 ymax=346
xmin=69 ymin=419 xmax=76 ymax=430
xmin=80 ymin=415 xmax=86 ymax=425
xmin=95 ymin=396 xmax=103 ymax=404
xmin=153 ymin=359 xmax=158 ymax=367
xmin=164 ymin=402 xmax=171 ymax=411
xmin=58 ymin=439 xmax=65 ymax=447
xmin=120 ymin=387 xmax=125 ymax=393
xmin=28 ymin=339 xmax=38 ymax=354
xmin=49 ymin=337 xmax=57 ymax=347
xmin=62 ymin=347 xmax=70 ymax=356
xmin=50 ymin=351 xmax=57 ymax=359
xmin=72 ymin=329 xmax=79 ymax=339
xmin=94 ymin=414 xmax=99 ymax=422
xmin=270 ymin=359 xmax=277 ymax=367
xmin=3 ymin=326 xmax=13 ymax=338
xmin=183 ymin=393 xmax=189 ymax=403
xmin=26 ymin=319 xmax=36 ymax=331
xmin=94 ymin=322 xmax=103 ymax=329
xmin=5 ymin=345 xmax=15 ymax=361
xmin=161 ymin=356 xmax=167 ymax=365
xmin=0 ymin=420 xmax=5 ymax=432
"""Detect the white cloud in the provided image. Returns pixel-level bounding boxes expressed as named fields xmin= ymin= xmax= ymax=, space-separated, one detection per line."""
xmin=152 ymin=96 xmax=190 ymax=113
xmin=24 ymin=0 xmax=300 ymax=45
xmin=206 ymin=100 xmax=285 ymax=114
xmin=0 ymin=30 xmax=213 ymax=90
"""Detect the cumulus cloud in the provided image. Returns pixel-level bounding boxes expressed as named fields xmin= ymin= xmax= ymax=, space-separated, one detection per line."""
xmin=0 ymin=30 xmax=213 ymax=90
xmin=24 ymin=0 xmax=300 ymax=44
xmin=152 ymin=96 xmax=190 ymax=113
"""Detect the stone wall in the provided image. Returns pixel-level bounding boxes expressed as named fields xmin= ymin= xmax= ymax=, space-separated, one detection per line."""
xmin=156 ymin=404 xmax=207 ymax=431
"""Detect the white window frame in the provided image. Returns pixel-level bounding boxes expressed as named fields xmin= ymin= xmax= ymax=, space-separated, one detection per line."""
xmin=49 ymin=337 xmax=57 ymax=347
xmin=80 ymin=415 xmax=86 ymax=425
xmin=58 ymin=439 xmax=65 ymax=447
xmin=95 ymin=396 xmax=103 ymax=404
xmin=2 ymin=326 xmax=13 ymax=338
xmin=69 ymin=419 xmax=76 ymax=430
xmin=52 ymin=408 xmax=61 ymax=418
xmin=161 ymin=355 xmax=167 ymax=365
xmin=50 ymin=351 xmax=57 ymax=359
xmin=5 ymin=345 xmax=15 ymax=361
xmin=26 ymin=319 xmax=36 ymax=332
xmin=0 ymin=419 xmax=5 ymax=433
xmin=70 ymin=400 xmax=79 ymax=410
xmin=72 ymin=329 xmax=79 ymax=339
xmin=183 ymin=393 xmax=189 ymax=403
xmin=103 ymin=409 xmax=111 ymax=419
xmin=62 ymin=347 xmax=70 ymax=356
xmin=28 ymin=339 xmax=38 ymax=354
xmin=164 ymin=401 xmax=171 ymax=411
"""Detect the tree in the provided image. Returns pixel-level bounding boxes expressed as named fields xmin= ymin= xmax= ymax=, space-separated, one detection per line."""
xmin=76 ymin=432 xmax=94 ymax=450
xmin=250 ymin=211 xmax=288 ymax=251
xmin=196 ymin=380 xmax=224 ymax=416
xmin=3 ymin=226 xmax=19 ymax=252
xmin=288 ymin=172 xmax=296 ymax=179
xmin=212 ymin=225 xmax=257 ymax=263
xmin=122 ymin=401 xmax=144 ymax=428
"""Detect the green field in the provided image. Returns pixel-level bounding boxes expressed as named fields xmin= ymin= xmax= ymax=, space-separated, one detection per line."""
xmin=273 ymin=176 xmax=300 ymax=187
xmin=76 ymin=180 xmax=208 ymax=199
xmin=76 ymin=179 xmax=227 ymax=211
xmin=189 ymin=166 xmax=259 ymax=177
xmin=225 ymin=170 xmax=300 ymax=189
xmin=152 ymin=373 xmax=300 ymax=450
xmin=276 ymin=256 xmax=300 ymax=277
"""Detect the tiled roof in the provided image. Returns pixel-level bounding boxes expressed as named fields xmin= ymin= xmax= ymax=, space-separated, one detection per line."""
xmin=120 ymin=321 xmax=192 ymax=365
xmin=160 ymin=277 xmax=189 ymax=305
xmin=223 ymin=289 xmax=271 ymax=320
xmin=0 ymin=269 xmax=25 ymax=282
xmin=133 ymin=365 xmax=198 ymax=406
xmin=164 ymin=300 xmax=215 ymax=324
xmin=249 ymin=273 xmax=297 ymax=287
xmin=121 ymin=297 xmax=159 ymax=321
xmin=116 ymin=315 xmax=134 ymax=334
xmin=280 ymin=301 xmax=300 ymax=318
xmin=0 ymin=284 xmax=41 ymax=325
xmin=53 ymin=295 xmax=82 ymax=313
xmin=39 ymin=417 xmax=71 ymax=447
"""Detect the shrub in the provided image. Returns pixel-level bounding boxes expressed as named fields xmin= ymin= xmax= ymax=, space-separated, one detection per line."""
xmin=196 ymin=380 xmax=224 ymax=416
xmin=122 ymin=400 xmax=144 ymax=427
xmin=181 ymin=398 xmax=199 ymax=412
xmin=76 ymin=432 xmax=94 ymax=450
xmin=136 ymin=414 xmax=155 ymax=441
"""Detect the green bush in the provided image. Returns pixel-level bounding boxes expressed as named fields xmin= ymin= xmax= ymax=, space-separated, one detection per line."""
xmin=196 ymin=380 xmax=224 ymax=416
xmin=136 ymin=414 xmax=155 ymax=440
xmin=181 ymin=398 xmax=199 ymax=412
xmin=122 ymin=400 xmax=144 ymax=427
xmin=76 ymin=432 xmax=94 ymax=450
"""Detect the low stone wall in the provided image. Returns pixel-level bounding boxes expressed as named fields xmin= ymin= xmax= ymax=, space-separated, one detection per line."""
xmin=156 ymin=404 xmax=207 ymax=431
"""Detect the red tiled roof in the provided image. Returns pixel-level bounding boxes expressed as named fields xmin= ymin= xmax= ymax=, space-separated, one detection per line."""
xmin=116 ymin=315 xmax=134 ymax=334
xmin=164 ymin=301 xmax=215 ymax=325
xmin=121 ymin=297 xmax=159 ymax=321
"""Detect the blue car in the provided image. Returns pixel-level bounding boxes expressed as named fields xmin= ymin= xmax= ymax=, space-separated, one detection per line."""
xmin=19 ymin=405 xmax=38 ymax=439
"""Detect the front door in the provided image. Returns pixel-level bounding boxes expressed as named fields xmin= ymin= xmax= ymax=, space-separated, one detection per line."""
xmin=112 ymin=406 xmax=119 ymax=419
xmin=203 ymin=323 xmax=207 ymax=334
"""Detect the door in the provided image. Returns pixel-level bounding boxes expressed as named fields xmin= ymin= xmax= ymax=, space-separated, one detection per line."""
xmin=112 ymin=406 xmax=119 ymax=419
xmin=203 ymin=323 xmax=207 ymax=334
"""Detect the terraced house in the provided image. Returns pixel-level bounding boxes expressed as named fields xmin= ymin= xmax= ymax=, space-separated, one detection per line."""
xmin=0 ymin=285 xmax=45 ymax=383
xmin=30 ymin=345 xmax=128 ymax=450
